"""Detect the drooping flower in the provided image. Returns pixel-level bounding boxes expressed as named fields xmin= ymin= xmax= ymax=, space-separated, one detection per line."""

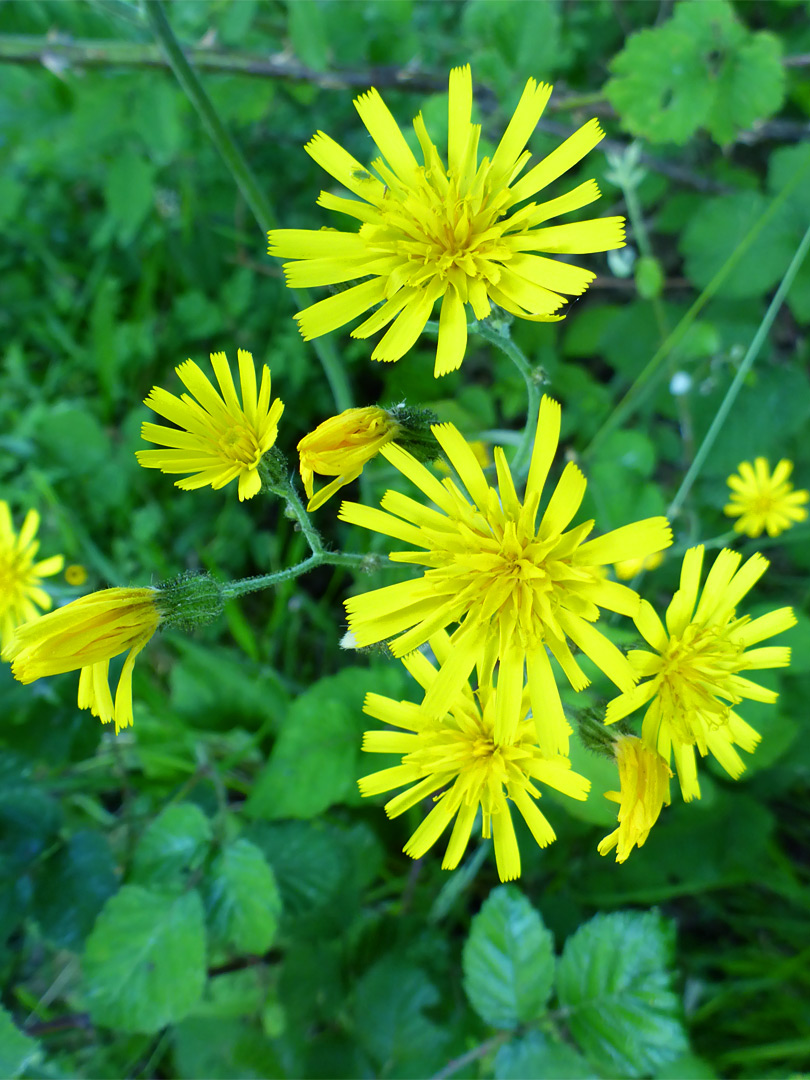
xmin=614 ymin=550 xmax=665 ymax=581
xmin=137 ymin=349 xmax=284 ymax=501
xmin=268 ymin=65 xmax=625 ymax=377
xmin=724 ymin=457 xmax=809 ymax=538
xmin=598 ymin=735 xmax=671 ymax=863
xmin=359 ymin=631 xmax=590 ymax=881
xmin=3 ymin=588 xmax=161 ymax=733
xmin=298 ymin=406 xmax=400 ymax=511
xmin=605 ymin=546 xmax=795 ymax=801
xmin=340 ymin=395 xmax=672 ymax=754
xmin=0 ymin=502 xmax=64 ymax=647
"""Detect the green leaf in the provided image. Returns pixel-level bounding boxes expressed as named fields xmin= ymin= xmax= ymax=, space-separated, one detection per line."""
xmin=103 ymin=149 xmax=156 ymax=244
xmin=245 ymin=664 xmax=405 ymax=820
xmin=680 ymin=191 xmax=797 ymax=300
xmin=635 ymin=255 xmax=665 ymax=300
xmin=462 ymin=885 xmax=555 ymax=1029
xmin=206 ymin=839 xmax=282 ymax=954
xmin=0 ymin=1006 xmax=41 ymax=1078
xmin=131 ymin=803 xmax=212 ymax=888
xmin=495 ymin=1032 xmax=593 ymax=1079
xmin=353 ymin=957 xmax=449 ymax=1076
xmin=606 ymin=0 xmax=784 ymax=146
xmin=287 ymin=0 xmax=329 ymax=70
xmin=34 ymin=830 xmax=118 ymax=949
xmin=173 ymin=1016 xmax=283 ymax=1080
xmin=83 ymin=885 xmax=207 ymax=1033
xmin=0 ymin=753 xmax=62 ymax=868
xmin=556 ymin=911 xmax=687 ymax=1077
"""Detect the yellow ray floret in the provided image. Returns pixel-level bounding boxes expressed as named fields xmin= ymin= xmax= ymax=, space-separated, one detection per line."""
xmin=268 ymin=65 xmax=624 ymax=377
xmin=136 ymin=349 xmax=284 ymax=501
xmin=359 ymin=630 xmax=590 ymax=882
xmin=340 ymin=395 xmax=672 ymax=755
xmin=297 ymin=406 xmax=400 ymax=511
xmin=605 ymin=546 xmax=796 ymax=801
xmin=2 ymin=588 xmax=161 ymax=733
xmin=724 ymin=457 xmax=809 ymax=538
xmin=0 ymin=501 xmax=64 ymax=647
xmin=598 ymin=735 xmax=672 ymax=863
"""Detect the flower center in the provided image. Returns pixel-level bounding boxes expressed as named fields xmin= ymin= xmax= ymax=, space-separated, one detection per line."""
xmin=657 ymin=624 xmax=745 ymax=741
xmin=0 ymin=551 xmax=26 ymax=604
xmin=217 ymin=424 xmax=262 ymax=466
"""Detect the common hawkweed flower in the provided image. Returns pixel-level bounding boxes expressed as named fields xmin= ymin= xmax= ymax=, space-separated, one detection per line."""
xmin=724 ymin=457 xmax=809 ymax=538
xmin=268 ymin=65 xmax=624 ymax=377
xmin=298 ymin=406 xmax=400 ymax=511
xmin=359 ymin=632 xmax=590 ymax=881
xmin=137 ymin=349 xmax=284 ymax=501
xmin=598 ymin=735 xmax=671 ymax=863
xmin=3 ymin=587 xmax=161 ymax=733
xmin=0 ymin=502 xmax=64 ymax=647
xmin=605 ymin=546 xmax=795 ymax=801
xmin=341 ymin=395 xmax=672 ymax=754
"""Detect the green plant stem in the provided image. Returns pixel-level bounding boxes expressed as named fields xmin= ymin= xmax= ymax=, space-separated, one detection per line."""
xmin=472 ymin=320 xmax=541 ymax=478
xmin=221 ymin=550 xmax=377 ymax=601
xmin=584 ymin=155 xmax=810 ymax=460
xmin=430 ymin=1031 xmax=512 ymax=1080
xmin=142 ymin=2 xmax=352 ymax=412
xmin=668 ymin=220 xmax=810 ymax=521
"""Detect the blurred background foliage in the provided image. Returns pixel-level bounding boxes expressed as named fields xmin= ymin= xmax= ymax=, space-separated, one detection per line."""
xmin=1 ymin=0 xmax=810 ymax=1076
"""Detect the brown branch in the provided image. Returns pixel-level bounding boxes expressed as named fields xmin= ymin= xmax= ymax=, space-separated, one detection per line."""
xmin=430 ymin=1031 xmax=512 ymax=1080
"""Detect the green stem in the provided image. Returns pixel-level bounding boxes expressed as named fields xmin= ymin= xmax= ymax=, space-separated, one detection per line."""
xmin=472 ymin=321 xmax=540 ymax=478
xmin=668 ymin=220 xmax=810 ymax=521
xmin=221 ymin=550 xmax=380 ymax=600
xmin=584 ymin=154 xmax=810 ymax=460
xmin=143 ymin=2 xmax=352 ymax=412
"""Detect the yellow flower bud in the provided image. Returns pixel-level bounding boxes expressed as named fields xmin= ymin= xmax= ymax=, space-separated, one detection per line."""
xmin=598 ymin=735 xmax=672 ymax=863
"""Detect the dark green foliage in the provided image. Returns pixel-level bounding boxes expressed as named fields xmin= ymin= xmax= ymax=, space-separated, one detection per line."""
xmin=1 ymin=0 xmax=810 ymax=1077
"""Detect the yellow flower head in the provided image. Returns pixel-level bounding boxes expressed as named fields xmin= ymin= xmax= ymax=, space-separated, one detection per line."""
xmin=268 ymin=65 xmax=624 ymax=377
xmin=298 ymin=406 xmax=400 ymax=511
xmin=341 ymin=395 xmax=672 ymax=755
xmin=2 ymin=588 xmax=161 ymax=733
xmin=65 ymin=564 xmax=89 ymax=587
xmin=0 ymin=502 xmax=64 ymax=647
xmin=359 ymin=631 xmax=590 ymax=882
xmin=614 ymin=550 xmax=665 ymax=581
xmin=136 ymin=349 xmax=284 ymax=501
xmin=605 ymin=546 xmax=795 ymax=801
xmin=724 ymin=457 xmax=809 ymax=538
xmin=598 ymin=735 xmax=671 ymax=863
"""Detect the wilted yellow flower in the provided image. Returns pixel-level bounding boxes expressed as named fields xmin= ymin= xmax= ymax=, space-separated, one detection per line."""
xmin=137 ymin=349 xmax=284 ymax=501
xmin=269 ymin=65 xmax=624 ymax=377
xmin=3 ymin=588 xmax=161 ymax=733
xmin=614 ymin=550 xmax=664 ymax=581
xmin=598 ymin=735 xmax=671 ymax=863
xmin=341 ymin=395 xmax=672 ymax=754
xmin=605 ymin=546 xmax=795 ymax=801
xmin=359 ymin=631 xmax=589 ymax=882
xmin=0 ymin=502 xmax=64 ymax=647
xmin=298 ymin=406 xmax=400 ymax=511
xmin=724 ymin=457 xmax=809 ymax=538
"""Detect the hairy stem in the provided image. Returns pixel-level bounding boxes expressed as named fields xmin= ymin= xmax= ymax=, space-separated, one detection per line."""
xmin=473 ymin=320 xmax=541 ymax=478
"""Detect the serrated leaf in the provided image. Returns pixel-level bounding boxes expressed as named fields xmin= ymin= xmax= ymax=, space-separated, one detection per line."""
xmin=463 ymin=885 xmax=555 ymax=1029
xmin=0 ymin=1006 xmax=41 ymax=1078
xmin=556 ymin=911 xmax=687 ymax=1077
xmin=245 ymin=665 xmax=406 ymax=820
xmin=131 ymin=803 xmax=212 ymax=888
xmin=606 ymin=0 xmax=784 ymax=146
xmin=206 ymin=839 xmax=282 ymax=954
xmin=83 ymin=885 xmax=207 ymax=1033
xmin=495 ymin=1032 xmax=593 ymax=1079
xmin=34 ymin=830 xmax=118 ymax=949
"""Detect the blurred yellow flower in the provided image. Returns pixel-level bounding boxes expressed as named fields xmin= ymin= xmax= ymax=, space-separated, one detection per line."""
xmin=359 ymin=631 xmax=589 ymax=882
xmin=435 ymin=439 xmax=490 ymax=475
xmin=724 ymin=457 xmax=809 ymax=538
xmin=605 ymin=546 xmax=795 ymax=801
xmin=598 ymin=735 xmax=671 ymax=863
xmin=298 ymin=406 xmax=400 ymax=511
xmin=3 ymin=588 xmax=161 ymax=733
xmin=137 ymin=350 xmax=284 ymax=501
xmin=614 ymin=550 xmax=665 ymax=581
xmin=341 ymin=395 xmax=672 ymax=754
xmin=268 ymin=65 xmax=624 ymax=376
xmin=65 ymin=564 xmax=88 ymax=587
xmin=0 ymin=502 xmax=64 ymax=647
